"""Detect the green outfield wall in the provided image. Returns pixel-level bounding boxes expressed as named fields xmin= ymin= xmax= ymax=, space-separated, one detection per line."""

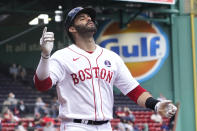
xmin=171 ymin=15 xmax=195 ymax=131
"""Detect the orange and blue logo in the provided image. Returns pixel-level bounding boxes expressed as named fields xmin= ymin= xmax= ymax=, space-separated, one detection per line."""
xmin=95 ymin=20 xmax=169 ymax=82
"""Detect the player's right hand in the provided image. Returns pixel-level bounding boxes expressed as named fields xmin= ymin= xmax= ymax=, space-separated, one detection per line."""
xmin=40 ymin=27 xmax=54 ymax=56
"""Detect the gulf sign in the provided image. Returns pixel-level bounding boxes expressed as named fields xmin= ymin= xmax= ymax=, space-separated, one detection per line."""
xmin=96 ymin=20 xmax=169 ymax=82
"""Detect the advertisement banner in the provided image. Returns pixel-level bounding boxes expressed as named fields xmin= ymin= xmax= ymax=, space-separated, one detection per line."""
xmin=96 ymin=20 xmax=169 ymax=82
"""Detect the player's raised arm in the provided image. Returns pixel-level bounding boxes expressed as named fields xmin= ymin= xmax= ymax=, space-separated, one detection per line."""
xmin=34 ymin=27 xmax=54 ymax=91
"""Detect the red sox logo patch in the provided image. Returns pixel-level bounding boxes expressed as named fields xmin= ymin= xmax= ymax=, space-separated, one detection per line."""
xmin=104 ymin=60 xmax=111 ymax=67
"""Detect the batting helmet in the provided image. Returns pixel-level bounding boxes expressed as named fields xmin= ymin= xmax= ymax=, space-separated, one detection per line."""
xmin=64 ymin=7 xmax=96 ymax=42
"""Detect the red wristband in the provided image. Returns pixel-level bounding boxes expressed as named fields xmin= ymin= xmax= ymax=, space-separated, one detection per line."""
xmin=126 ymin=85 xmax=147 ymax=103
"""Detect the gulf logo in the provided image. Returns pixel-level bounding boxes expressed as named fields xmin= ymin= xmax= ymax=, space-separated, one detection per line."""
xmin=95 ymin=20 xmax=169 ymax=82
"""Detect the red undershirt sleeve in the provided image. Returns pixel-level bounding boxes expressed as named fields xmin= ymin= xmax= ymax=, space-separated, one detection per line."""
xmin=34 ymin=73 xmax=52 ymax=92
xmin=126 ymin=85 xmax=147 ymax=103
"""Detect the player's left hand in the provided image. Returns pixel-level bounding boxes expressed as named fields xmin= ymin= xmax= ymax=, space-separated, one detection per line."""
xmin=155 ymin=100 xmax=177 ymax=118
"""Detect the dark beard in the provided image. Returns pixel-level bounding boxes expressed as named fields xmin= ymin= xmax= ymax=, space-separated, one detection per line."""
xmin=74 ymin=22 xmax=97 ymax=35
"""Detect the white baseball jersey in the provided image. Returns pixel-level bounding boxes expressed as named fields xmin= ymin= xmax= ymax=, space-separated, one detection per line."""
xmin=49 ymin=44 xmax=139 ymax=121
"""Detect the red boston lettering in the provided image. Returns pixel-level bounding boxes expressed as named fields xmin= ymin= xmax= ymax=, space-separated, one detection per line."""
xmin=78 ymin=70 xmax=85 ymax=81
xmin=70 ymin=67 xmax=113 ymax=85
xmin=92 ymin=67 xmax=99 ymax=78
xmin=100 ymin=68 xmax=106 ymax=79
xmin=71 ymin=73 xmax=79 ymax=84
xmin=106 ymin=71 xmax=113 ymax=83
xmin=84 ymin=68 xmax=92 ymax=79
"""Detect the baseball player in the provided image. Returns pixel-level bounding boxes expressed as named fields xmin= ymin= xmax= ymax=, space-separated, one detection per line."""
xmin=34 ymin=7 xmax=177 ymax=131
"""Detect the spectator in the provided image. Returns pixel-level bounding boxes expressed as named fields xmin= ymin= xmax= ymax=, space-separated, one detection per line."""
xmin=161 ymin=122 xmax=170 ymax=131
xmin=15 ymin=121 xmax=27 ymax=131
xmin=142 ymin=123 xmax=149 ymax=131
xmin=9 ymin=64 xmax=18 ymax=81
xmin=2 ymin=92 xmax=18 ymax=113
xmin=34 ymin=97 xmax=48 ymax=116
xmin=150 ymin=112 xmax=163 ymax=124
xmin=117 ymin=119 xmax=126 ymax=131
xmin=133 ymin=123 xmax=141 ymax=131
xmin=40 ymin=112 xmax=55 ymax=130
xmin=17 ymin=65 xmax=22 ymax=74
xmin=50 ymin=97 xmax=59 ymax=118
xmin=125 ymin=120 xmax=134 ymax=131
xmin=2 ymin=108 xmax=19 ymax=123
xmin=113 ymin=126 xmax=121 ymax=131
xmin=16 ymin=65 xmax=27 ymax=84
xmin=34 ymin=113 xmax=43 ymax=129
xmin=16 ymin=100 xmax=29 ymax=117
xmin=123 ymin=107 xmax=135 ymax=123
xmin=20 ymin=67 xmax=27 ymax=81
xmin=7 ymin=92 xmax=18 ymax=105
xmin=115 ymin=106 xmax=125 ymax=118
xmin=26 ymin=122 xmax=34 ymax=131
xmin=117 ymin=117 xmax=134 ymax=131
xmin=43 ymin=121 xmax=55 ymax=131
xmin=41 ymin=112 xmax=55 ymax=125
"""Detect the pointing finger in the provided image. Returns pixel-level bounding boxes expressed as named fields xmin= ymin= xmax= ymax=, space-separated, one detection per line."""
xmin=42 ymin=27 xmax=47 ymax=36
